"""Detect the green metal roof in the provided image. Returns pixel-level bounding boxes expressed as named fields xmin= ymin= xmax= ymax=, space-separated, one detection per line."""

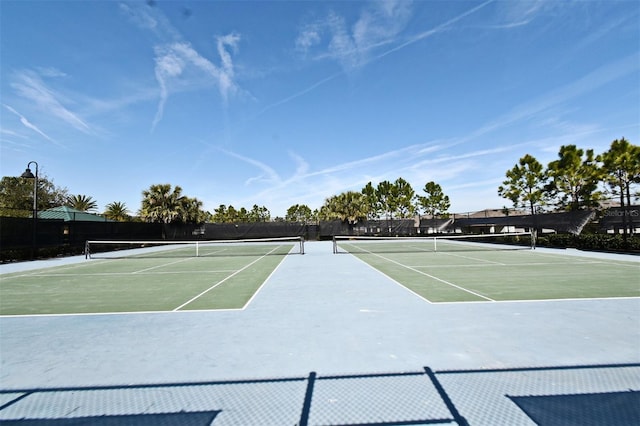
xmin=38 ymin=206 xmax=112 ymax=222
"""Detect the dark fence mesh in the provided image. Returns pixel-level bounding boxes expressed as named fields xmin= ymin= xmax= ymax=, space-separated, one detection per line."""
xmin=452 ymin=210 xmax=596 ymax=235
xmin=0 ymin=217 xmax=64 ymax=248
xmin=0 ymin=218 xmax=163 ymax=261
xmin=319 ymin=219 xmax=418 ymax=238
xmin=68 ymin=221 xmax=163 ymax=246
xmin=163 ymin=222 xmax=309 ymax=240
xmin=418 ymin=218 xmax=453 ymax=233
xmin=1 ymin=208 xmax=630 ymax=261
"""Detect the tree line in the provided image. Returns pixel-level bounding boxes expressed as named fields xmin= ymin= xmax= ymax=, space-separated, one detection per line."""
xmin=1 ymin=138 xmax=637 ymax=226
xmin=311 ymin=138 xmax=639 ymax=225
xmin=498 ymin=138 xmax=638 ymax=215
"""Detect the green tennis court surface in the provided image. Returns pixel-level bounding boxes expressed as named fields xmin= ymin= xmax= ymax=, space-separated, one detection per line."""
xmin=335 ymin=240 xmax=640 ymax=303
xmin=0 ymin=243 xmax=296 ymax=315
xmin=2 ymin=237 xmax=639 ymax=316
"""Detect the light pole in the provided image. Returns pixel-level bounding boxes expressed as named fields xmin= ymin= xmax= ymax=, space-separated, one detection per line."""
xmin=21 ymin=161 xmax=38 ymax=259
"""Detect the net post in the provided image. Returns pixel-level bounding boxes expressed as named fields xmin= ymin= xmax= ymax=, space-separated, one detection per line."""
xmin=434 ymin=236 xmax=437 ymax=253
xmin=332 ymin=236 xmax=337 ymax=254
xmin=84 ymin=240 xmax=90 ymax=259
xmin=196 ymin=241 xmax=200 ymax=257
xmin=300 ymin=236 xmax=305 ymax=255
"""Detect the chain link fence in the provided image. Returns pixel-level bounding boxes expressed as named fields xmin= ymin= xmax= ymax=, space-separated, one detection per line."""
xmin=2 ymin=364 xmax=638 ymax=425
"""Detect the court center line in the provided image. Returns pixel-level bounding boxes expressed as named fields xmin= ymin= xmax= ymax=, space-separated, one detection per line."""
xmin=344 ymin=244 xmax=494 ymax=302
xmin=173 ymin=246 xmax=282 ymax=311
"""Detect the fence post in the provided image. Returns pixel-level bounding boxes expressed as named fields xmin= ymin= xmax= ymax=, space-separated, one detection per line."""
xmin=298 ymin=371 xmax=316 ymax=426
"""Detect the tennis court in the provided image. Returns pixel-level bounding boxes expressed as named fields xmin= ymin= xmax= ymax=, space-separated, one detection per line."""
xmin=2 ymin=234 xmax=639 ymax=316
xmin=0 ymin=238 xmax=303 ymax=316
xmin=333 ymin=234 xmax=640 ymax=303
xmin=1 ymin=240 xmax=639 ymax=425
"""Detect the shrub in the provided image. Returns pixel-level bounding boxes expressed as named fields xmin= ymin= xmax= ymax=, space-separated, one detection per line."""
xmin=537 ymin=233 xmax=639 ymax=253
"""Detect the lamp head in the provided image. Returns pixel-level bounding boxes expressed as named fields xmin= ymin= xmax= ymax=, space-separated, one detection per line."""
xmin=20 ymin=167 xmax=35 ymax=179
xmin=21 ymin=168 xmax=35 ymax=179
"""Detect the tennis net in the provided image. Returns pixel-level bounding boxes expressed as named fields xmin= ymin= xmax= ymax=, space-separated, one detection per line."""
xmin=332 ymin=232 xmax=534 ymax=254
xmin=85 ymin=236 xmax=305 ymax=259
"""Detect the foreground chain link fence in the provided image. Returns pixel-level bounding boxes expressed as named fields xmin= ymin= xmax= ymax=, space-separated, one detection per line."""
xmin=1 ymin=363 xmax=638 ymax=425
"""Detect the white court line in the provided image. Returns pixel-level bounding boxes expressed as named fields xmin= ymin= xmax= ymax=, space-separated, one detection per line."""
xmin=527 ymin=249 xmax=640 ymax=266
xmin=239 ymin=248 xmax=292 ymax=310
xmin=0 ymin=259 xmax=111 ymax=279
xmin=28 ymin=270 xmax=237 ymax=277
xmin=409 ymin=260 xmax=607 ymax=269
xmin=133 ymin=257 xmax=194 ymax=274
xmin=173 ymin=246 xmax=282 ymax=311
xmin=0 ymin=307 xmax=246 ymax=318
xmin=344 ymin=244 xmax=494 ymax=302
xmin=433 ymin=295 xmax=640 ymax=305
xmin=406 ymin=244 xmax=434 ymax=252
xmin=347 ymin=254 xmax=435 ymax=305
xmin=440 ymin=251 xmax=506 ymax=265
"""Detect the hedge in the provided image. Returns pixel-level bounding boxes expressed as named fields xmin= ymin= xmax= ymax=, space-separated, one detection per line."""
xmin=536 ymin=233 xmax=640 ymax=253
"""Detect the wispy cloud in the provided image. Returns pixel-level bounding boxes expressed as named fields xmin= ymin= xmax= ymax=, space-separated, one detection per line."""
xmin=219 ymin=148 xmax=281 ymax=185
xmin=0 ymin=128 xmax=29 ymax=140
xmin=0 ymin=125 xmax=34 ymax=152
xmin=122 ymin=2 xmax=242 ymax=131
xmin=255 ymin=72 xmax=342 ymax=118
xmin=152 ymin=44 xmax=185 ymax=130
xmin=268 ymin=0 xmax=493 ymax=116
xmin=372 ymin=0 xmax=494 ymax=62
xmin=216 ymin=33 xmax=241 ymax=101
xmin=287 ymin=151 xmax=310 ymax=178
xmin=35 ymin=67 xmax=68 ymax=78
xmin=221 ymin=145 xmax=480 ymax=215
xmin=151 ymin=38 xmax=241 ymax=130
xmin=2 ymin=104 xmax=64 ymax=147
xmin=10 ymin=70 xmax=91 ymax=135
xmin=489 ymin=0 xmax=547 ymax=28
xmin=119 ymin=2 xmax=179 ymax=42
xmin=296 ymin=0 xmax=413 ymax=70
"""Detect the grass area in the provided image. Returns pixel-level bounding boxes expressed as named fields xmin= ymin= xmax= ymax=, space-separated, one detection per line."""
xmin=341 ymin=243 xmax=640 ymax=303
xmin=0 ymin=244 xmax=294 ymax=315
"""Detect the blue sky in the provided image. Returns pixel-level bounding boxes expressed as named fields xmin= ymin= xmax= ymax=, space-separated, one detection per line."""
xmin=1 ymin=0 xmax=638 ymax=218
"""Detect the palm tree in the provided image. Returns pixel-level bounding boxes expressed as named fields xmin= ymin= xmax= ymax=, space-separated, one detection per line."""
xmin=104 ymin=201 xmax=130 ymax=222
xmin=139 ymin=184 xmax=185 ymax=223
xmin=67 ymin=194 xmax=98 ymax=212
xmin=181 ymin=197 xmax=209 ymax=224
xmin=320 ymin=191 xmax=368 ymax=224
